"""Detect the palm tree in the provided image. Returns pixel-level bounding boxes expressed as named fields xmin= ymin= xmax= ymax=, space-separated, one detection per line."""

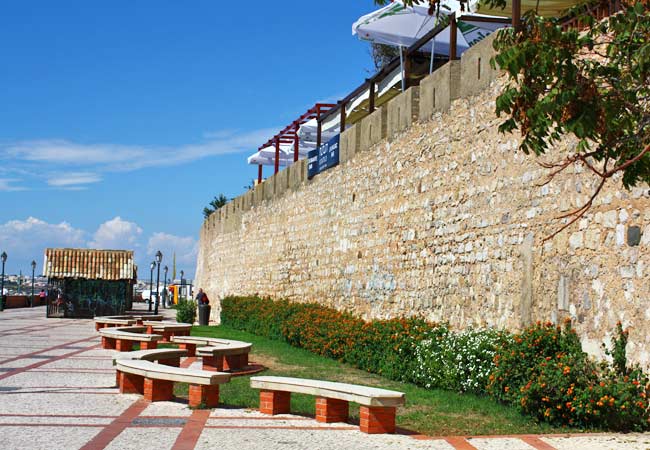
xmin=203 ymin=194 xmax=228 ymax=219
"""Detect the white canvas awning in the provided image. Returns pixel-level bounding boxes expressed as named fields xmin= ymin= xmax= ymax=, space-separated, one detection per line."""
xmin=353 ymin=1 xmax=506 ymax=58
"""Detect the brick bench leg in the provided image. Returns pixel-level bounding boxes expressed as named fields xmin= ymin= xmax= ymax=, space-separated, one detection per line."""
xmin=95 ymin=323 xmax=102 ymax=331
xmin=115 ymin=370 xmax=121 ymax=387
xmin=179 ymin=343 xmax=196 ymax=357
xmin=144 ymin=378 xmax=174 ymax=402
xmin=115 ymin=339 xmax=133 ymax=352
xmin=140 ymin=341 xmax=158 ymax=350
xmin=202 ymin=356 xmax=224 ymax=372
xmin=359 ymin=406 xmax=396 ymax=434
xmin=259 ymin=390 xmax=291 ymax=415
xmin=146 ymin=325 xmax=154 ymax=334
xmin=162 ymin=331 xmax=172 ymax=342
xmin=315 ymin=397 xmax=349 ymax=423
xmin=136 ymin=319 xmax=143 ymax=325
xmin=101 ymin=337 xmax=116 ymax=350
xmin=120 ymin=372 xmax=144 ymax=394
xmin=189 ymin=384 xmax=219 ymax=408
xmin=159 ymin=357 xmax=180 ymax=367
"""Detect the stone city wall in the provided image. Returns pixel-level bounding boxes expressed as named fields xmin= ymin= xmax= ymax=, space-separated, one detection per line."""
xmin=196 ymin=36 xmax=650 ymax=367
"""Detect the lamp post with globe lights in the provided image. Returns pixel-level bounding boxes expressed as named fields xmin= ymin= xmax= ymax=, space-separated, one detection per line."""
xmin=154 ymin=251 xmax=162 ymax=314
xmin=0 ymin=252 xmax=7 ymax=311
xmin=149 ymin=261 xmax=156 ymax=312
xmin=163 ymin=265 xmax=168 ymax=308
xmin=30 ymin=260 xmax=36 ymax=308
xmin=180 ymin=270 xmax=185 ymax=301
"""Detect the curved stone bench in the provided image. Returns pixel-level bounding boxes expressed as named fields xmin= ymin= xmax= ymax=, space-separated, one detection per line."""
xmin=94 ymin=316 xmax=136 ymax=331
xmin=116 ymin=359 xmax=230 ymax=407
xmin=99 ymin=326 xmax=162 ymax=351
xmin=113 ymin=348 xmax=188 ymax=386
xmin=143 ymin=321 xmax=192 ymax=341
xmin=131 ymin=314 xmax=164 ymax=325
xmin=196 ymin=342 xmax=252 ymax=372
xmin=250 ymin=376 xmax=405 ymax=434
xmin=170 ymin=335 xmax=249 ymax=358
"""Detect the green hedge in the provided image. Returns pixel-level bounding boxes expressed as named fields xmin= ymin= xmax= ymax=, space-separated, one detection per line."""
xmin=220 ymin=295 xmax=650 ymax=431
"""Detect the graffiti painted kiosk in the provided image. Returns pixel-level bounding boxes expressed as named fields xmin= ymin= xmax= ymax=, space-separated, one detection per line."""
xmin=44 ymin=248 xmax=136 ymax=318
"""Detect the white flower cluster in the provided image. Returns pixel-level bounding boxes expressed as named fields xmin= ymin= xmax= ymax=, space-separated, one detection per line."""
xmin=412 ymin=327 xmax=504 ymax=394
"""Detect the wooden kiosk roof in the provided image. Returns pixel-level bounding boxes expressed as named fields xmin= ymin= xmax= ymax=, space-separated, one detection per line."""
xmin=44 ymin=248 xmax=136 ymax=281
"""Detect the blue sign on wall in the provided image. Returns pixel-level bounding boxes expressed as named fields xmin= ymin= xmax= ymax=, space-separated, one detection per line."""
xmin=308 ymin=134 xmax=340 ymax=179
xmin=318 ymin=141 xmax=329 ymax=173
xmin=307 ymin=149 xmax=319 ymax=179
xmin=327 ymin=134 xmax=340 ymax=168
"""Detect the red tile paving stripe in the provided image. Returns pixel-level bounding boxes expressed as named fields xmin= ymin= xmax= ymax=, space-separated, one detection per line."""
xmin=171 ymin=409 xmax=210 ymax=450
xmin=180 ymin=356 xmax=196 ymax=368
xmin=79 ymin=399 xmax=149 ymax=450
xmin=0 ymin=321 xmax=74 ymax=337
xmin=445 ymin=437 xmax=479 ymax=450
xmin=0 ymin=424 xmax=105 ymax=428
xmin=30 ymin=370 xmax=114 ymax=374
xmin=521 ymin=436 xmax=558 ymax=450
xmin=0 ymin=335 xmax=98 ymax=366
xmin=0 ymin=343 xmax=102 ymax=381
xmin=0 ymin=414 xmax=118 ymax=418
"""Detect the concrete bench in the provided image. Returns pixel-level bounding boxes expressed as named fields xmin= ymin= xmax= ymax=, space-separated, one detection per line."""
xmin=113 ymin=348 xmax=188 ymax=366
xmin=94 ymin=316 xmax=136 ymax=331
xmin=143 ymin=321 xmax=192 ymax=341
xmin=113 ymin=348 xmax=188 ymax=386
xmin=196 ymin=342 xmax=252 ymax=371
xmin=131 ymin=314 xmax=164 ymax=325
xmin=250 ymin=376 xmax=405 ymax=434
xmin=116 ymin=359 xmax=230 ymax=407
xmin=170 ymin=335 xmax=249 ymax=358
xmin=99 ymin=326 xmax=162 ymax=351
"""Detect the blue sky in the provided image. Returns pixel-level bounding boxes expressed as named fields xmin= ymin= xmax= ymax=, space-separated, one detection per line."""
xmin=0 ymin=1 xmax=378 ymax=278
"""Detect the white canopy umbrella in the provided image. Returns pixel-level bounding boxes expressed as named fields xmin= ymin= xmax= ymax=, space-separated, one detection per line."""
xmin=353 ymin=1 xmax=506 ymax=82
xmin=298 ymin=118 xmax=340 ymax=148
xmin=247 ymin=149 xmax=293 ymax=167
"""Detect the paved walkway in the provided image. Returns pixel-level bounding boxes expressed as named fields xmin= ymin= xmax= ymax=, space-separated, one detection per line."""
xmin=0 ymin=307 xmax=649 ymax=449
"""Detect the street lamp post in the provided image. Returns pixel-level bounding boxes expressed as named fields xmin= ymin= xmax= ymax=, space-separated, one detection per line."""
xmin=0 ymin=252 xmax=7 ymax=311
xmin=149 ymin=261 xmax=156 ymax=312
xmin=163 ymin=265 xmax=168 ymax=309
xmin=180 ymin=270 xmax=185 ymax=301
xmin=154 ymin=251 xmax=162 ymax=315
xmin=30 ymin=260 xmax=36 ymax=308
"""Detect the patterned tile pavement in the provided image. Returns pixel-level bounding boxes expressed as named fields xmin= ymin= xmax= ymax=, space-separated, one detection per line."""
xmin=0 ymin=307 xmax=649 ymax=449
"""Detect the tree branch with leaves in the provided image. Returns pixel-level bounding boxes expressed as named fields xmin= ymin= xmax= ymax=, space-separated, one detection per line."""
xmin=492 ymin=1 xmax=650 ymax=238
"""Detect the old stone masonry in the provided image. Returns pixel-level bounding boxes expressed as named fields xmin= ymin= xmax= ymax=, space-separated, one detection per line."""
xmin=195 ymin=36 xmax=650 ymax=368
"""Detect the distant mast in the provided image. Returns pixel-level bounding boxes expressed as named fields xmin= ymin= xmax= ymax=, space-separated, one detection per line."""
xmin=172 ymin=252 xmax=176 ymax=281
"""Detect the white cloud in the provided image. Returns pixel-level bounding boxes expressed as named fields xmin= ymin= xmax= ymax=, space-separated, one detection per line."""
xmin=0 ymin=178 xmax=26 ymax=191
xmin=89 ymin=217 xmax=143 ymax=250
xmin=47 ymin=172 xmax=102 ymax=187
xmin=2 ymin=127 xmax=277 ymax=175
xmin=0 ymin=217 xmax=87 ymax=271
xmin=0 ymin=216 xmax=199 ymax=279
xmin=146 ymin=232 xmax=198 ymax=269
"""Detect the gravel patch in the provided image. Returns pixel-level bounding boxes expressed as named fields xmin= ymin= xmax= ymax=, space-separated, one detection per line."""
xmin=103 ymin=426 xmax=181 ymax=450
xmin=468 ymin=437 xmax=535 ymax=450
xmin=0 ymin=425 xmax=102 ymax=450
xmin=543 ymin=434 xmax=650 ymax=450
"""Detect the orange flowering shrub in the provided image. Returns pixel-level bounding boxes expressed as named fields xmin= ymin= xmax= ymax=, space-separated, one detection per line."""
xmin=221 ymin=296 xmax=429 ymax=381
xmin=222 ymin=296 xmax=650 ymax=430
xmin=488 ymin=320 xmax=650 ymax=431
